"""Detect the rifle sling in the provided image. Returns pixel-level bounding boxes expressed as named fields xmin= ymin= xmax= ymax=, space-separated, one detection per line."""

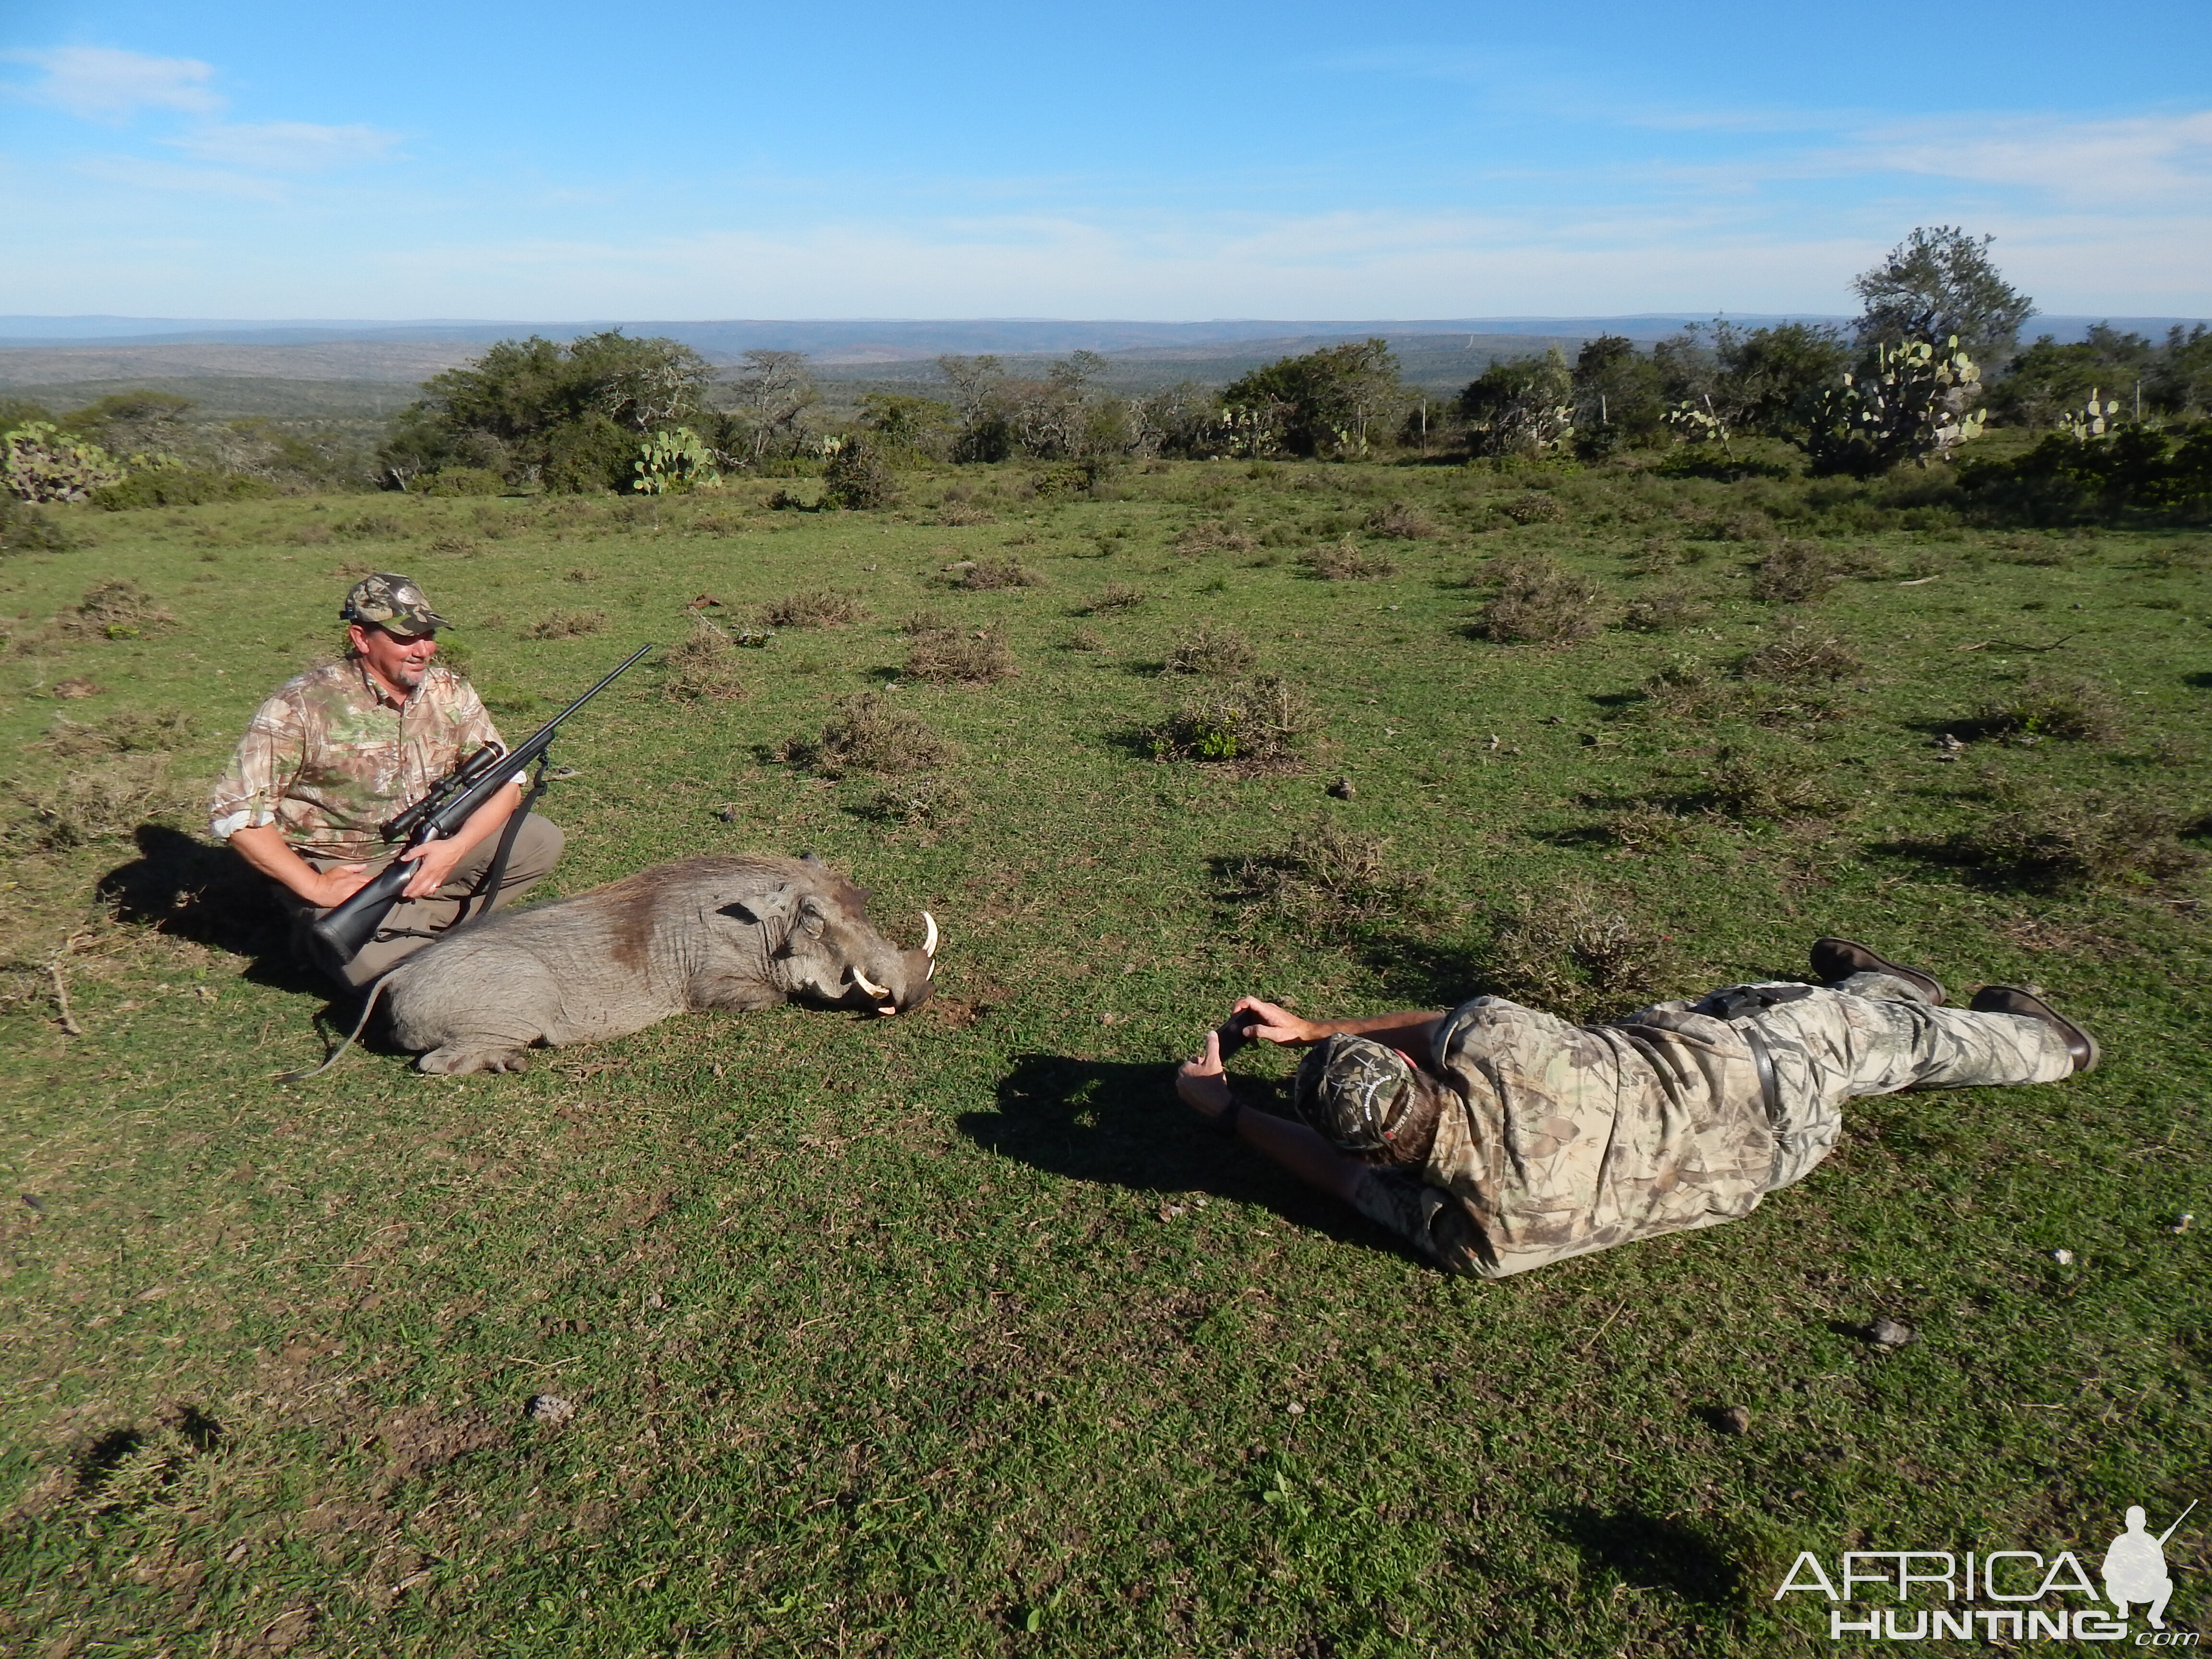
xmin=462 ymin=755 xmax=550 ymax=928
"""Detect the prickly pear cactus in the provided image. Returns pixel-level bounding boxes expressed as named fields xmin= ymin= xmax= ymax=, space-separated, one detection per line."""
xmin=2 ymin=422 xmax=127 ymax=503
xmin=1800 ymin=337 xmax=1986 ymax=478
xmin=632 ymin=426 xmax=722 ymax=494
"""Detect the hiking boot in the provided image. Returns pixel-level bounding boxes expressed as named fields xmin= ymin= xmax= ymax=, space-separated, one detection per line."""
xmin=1809 ymin=938 xmax=1948 ymax=1005
xmin=1968 ymin=986 xmax=2100 ymax=1073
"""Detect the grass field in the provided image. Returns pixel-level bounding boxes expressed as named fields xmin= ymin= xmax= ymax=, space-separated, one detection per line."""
xmin=1 ymin=452 xmax=2207 ymax=1656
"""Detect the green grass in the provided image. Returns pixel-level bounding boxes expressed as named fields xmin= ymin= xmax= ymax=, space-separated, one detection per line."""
xmin=1 ymin=457 xmax=2208 ymax=1656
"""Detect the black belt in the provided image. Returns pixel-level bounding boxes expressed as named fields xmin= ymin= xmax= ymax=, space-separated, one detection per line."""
xmin=1741 ymin=1023 xmax=1780 ymax=1122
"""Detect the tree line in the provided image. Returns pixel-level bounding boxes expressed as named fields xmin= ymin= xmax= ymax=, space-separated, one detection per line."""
xmin=5 ymin=225 xmax=2210 ymax=526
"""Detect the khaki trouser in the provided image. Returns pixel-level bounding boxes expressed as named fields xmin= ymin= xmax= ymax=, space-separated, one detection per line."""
xmin=275 ymin=815 xmax=564 ymax=989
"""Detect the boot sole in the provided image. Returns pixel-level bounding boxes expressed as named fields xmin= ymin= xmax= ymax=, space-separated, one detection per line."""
xmin=1970 ymin=986 xmax=2100 ymax=1074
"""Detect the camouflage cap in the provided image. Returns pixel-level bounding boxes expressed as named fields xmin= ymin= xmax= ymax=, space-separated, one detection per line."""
xmin=341 ymin=573 xmax=449 ymax=634
xmin=1293 ymin=1035 xmax=1418 ymax=1155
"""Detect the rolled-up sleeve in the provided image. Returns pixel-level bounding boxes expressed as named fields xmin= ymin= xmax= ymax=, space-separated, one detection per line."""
xmin=208 ymin=693 xmax=305 ymax=841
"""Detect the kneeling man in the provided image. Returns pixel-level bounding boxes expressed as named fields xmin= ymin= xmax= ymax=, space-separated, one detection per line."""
xmin=210 ymin=574 xmax=563 ymax=988
xmin=1176 ymin=940 xmax=2094 ymax=1278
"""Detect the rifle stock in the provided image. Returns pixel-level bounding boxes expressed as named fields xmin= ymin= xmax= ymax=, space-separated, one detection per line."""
xmin=303 ymin=643 xmax=652 ymax=963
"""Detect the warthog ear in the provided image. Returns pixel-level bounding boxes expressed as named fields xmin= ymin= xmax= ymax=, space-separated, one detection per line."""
xmin=721 ymin=882 xmax=799 ymax=926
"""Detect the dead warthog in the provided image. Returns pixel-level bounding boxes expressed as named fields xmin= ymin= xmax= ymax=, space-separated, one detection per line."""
xmin=287 ymin=854 xmax=937 ymax=1078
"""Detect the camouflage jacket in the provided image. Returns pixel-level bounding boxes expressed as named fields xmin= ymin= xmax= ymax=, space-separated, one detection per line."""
xmin=209 ymin=658 xmax=507 ymax=860
xmin=1350 ymin=995 xmax=1773 ymax=1279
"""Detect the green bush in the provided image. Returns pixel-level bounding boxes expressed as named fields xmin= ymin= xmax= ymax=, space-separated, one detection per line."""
xmin=88 ymin=467 xmax=276 ymax=510
xmin=3 ymin=422 xmax=126 ymax=504
xmin=420 ymin=467 xmax=506 ymax=497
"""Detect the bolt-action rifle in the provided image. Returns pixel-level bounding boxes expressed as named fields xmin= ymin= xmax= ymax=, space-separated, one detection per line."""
xmin=306 ymin=643 xmax=653 ymax=961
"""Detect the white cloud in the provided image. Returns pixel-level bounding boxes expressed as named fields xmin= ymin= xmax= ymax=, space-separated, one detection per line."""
xmin=70 ymin=154 xmax=290 ymax=204
xmin=1851 ymin=108 xmax=2212 ymax=206
xmin=164 ymin=121 xmax=401 ymax=172
xmin=4 ymin=45 xmax=222 ymax=121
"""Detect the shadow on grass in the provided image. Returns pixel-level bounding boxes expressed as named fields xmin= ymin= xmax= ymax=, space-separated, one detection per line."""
xmin=958 ymin=1054 xmax=1425 ymax=1264
xmin=96 ymin=825 xmax=325 ymax=994
xmin=1548 ymin=1505 xmax=1744 ymax=1605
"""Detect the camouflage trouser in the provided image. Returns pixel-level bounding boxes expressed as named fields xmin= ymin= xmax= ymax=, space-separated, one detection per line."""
xmin=273 ymin=814 xmax=564 ymax=990
xmin=1733 ymin=971 xmax=2074 ymax=1189
xmin=1348 ymin=972 xmax=2076 ymax=1275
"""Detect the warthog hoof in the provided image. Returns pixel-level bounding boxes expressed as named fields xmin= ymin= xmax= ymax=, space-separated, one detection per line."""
xmin=417 ymin=1045 xmax=531 ymax=1075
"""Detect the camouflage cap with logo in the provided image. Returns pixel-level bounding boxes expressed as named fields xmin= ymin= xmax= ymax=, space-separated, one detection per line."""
xmin=340 ymin=573 xmax=450 ymax=634
xmin=1293 ymin=1034 xmax=1419 ymax=1155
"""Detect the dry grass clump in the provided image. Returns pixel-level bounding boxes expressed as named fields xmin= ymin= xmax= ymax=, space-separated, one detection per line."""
xmin=957 ymin=558 xmax=1044 ymax=591
xmin=1470 ymin=555 xmax=1608 ymax=645
xmin=1634 ymin=655 xmax=1735 ymax=721
xmin=936 ymin=503 xmax=996 ymax=527
xmin=1618 ymin=584 xmax=1713 ymax=634
xmin=1088 ymin=585 xmax=1147 ymax=614
xmin=904 ymin=624 xmax=1019 ymax=685
xmin=1501 ymin=491 xmax=1564 ymax=525
xmin=860 ymin=776 xmax=972 ymax=828
xmin=1702 ymin=743 xmax=1832 ymax=820
xmin=1365 ymin=501 xmax=1440 ymax=540
xmin=41 ymin=708 xmax=194 ymax=756
xmin=1060 ymin=625 xmax=1106 ymax=652
xmin=659 ymin=631 xmax=750 ymax=701
xmin=1299 ymin=539 xmax=1397 ymax=580
xmin=332 ymin=510 xmax=409 ymax=541
xmin=1163 ymin=624 xmax=1258 ymax=676
xmin=1148 ymin=674 xmax=1316 ymax=765
xmin=428 ymin=533 xmax=480 ymax=556
xmin=523 ymin=610 xmax=605 ymax=640
xmin=1751 ymin=541 xmax=1842 ymax=602
xmin=1228 ymin=820 xmax=1427 ymax=923
xmin=51 ymin=677 xmax=102 ymax=699
xmin=781 ymin=691 xmax=955 ymax=777
xmin=1992 ymin=533 xmax=2069 ymax=566
xmin=52 ymin=579 xmax=176 ymax=641
xmin=1172 ymin=521 xmax=1256 ymax=557
xmin=8 ymin=755 xmax=181 ymax=852
xmin=1739 ymin=626 xmax=1863 ymax=684
xmin=1484 ymin=885 xmax=1683 ymax=1023
xmin=1954 ymin=792 xmax=2204 ymax=892
xmin=1972 ymin=674 xmax=2123 ymax=743
xmin=1599 ymin=803 xmax=1693 ymax=855
xmin=762 ymin=589 xmax=867 ymax=628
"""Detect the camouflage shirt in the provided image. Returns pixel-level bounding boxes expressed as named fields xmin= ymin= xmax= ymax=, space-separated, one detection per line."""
xmin=1348 ymin=995 xmax=1772 ymax=1279
xmin=209 ymin=657 xmax=507 ymax=859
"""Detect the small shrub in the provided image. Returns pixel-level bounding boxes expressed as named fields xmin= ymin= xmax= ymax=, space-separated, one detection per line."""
xmin=762 ymin=590 xmax=866 ymax=629
xmin=902 ymin=608 xmax=952 ymax=635
xmin=904 ymin=624 xmax=1019 ymax=685
xmin=53 ymin=579 xmax=176 ymax=641
xmin=1148 ymin=674 xmax=1315 ymax=765
xmin=1955 ymin=792 xmax=2203 ymax=891
xmin=1163 ymin=624 xmax=1258 ymax=677
xmin=1500 ymin=491 xmax=1563 ymax=525
xmin=0 ymin=496 xmax=82 ymax=553
xmin=958 ymin=558 xmax=1043 ymax=591
xmin=821 ymin=439 xmax=898 ymax=511
xmin=1365 ymin=501 xmax=1439 ymax=540
xmin=1470 ymin=555 xmax=1607 ymax=645
xmin=523 ymin=610 xmax=605 ymax=640
xmin=1484 ymin=886 xmax=1682 ymax=1023
xmin=783 ymin=691 xmax=955 ymax=776
xmin=1751 ymin=541 xmax=1840 ymax=602
xmin=1299 ymin=538 xmax=1397 ymax=580
xmin=42 ymin=708 xmax=193 ymax=755
xmin=1739 ymin=627 xmax=1863 ymax=684
xmin=1089 ymin=585 xmax=1147 ymax=614
xmin=1173 ymin=521 xmax=1256 ymax=557
xmin=936 ymin=503 xmax=995 ymax=527
xmin=420 ymin=467 xmax=505 ymax=496
xmin=1061 ymin=625 xmax=1106 ymax=652
xmin=428 ymin=533 xmax=480 ymax=556
xmin=1228 ymin=820 xmax=1427 ymax=923
xmin=1600 ymin=803 xmax=1692 ymax=854
xmin=1618 ymin=585 xmax=1712 ymax=634
xmin=1703 ymin=743 xmax=1832 ymax=819
xmin=1972 ymin=674 xmax=2123 ymax=743
xmin=659 ymin=631 xmax=750 ymax=701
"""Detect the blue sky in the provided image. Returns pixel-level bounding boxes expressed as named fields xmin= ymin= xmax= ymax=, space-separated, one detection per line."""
xmin=2 ymin=0 xmax=2208 ymax=320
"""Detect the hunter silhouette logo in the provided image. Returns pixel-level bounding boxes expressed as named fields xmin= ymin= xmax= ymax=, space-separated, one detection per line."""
xmin=2104 ymin=1503 xmax=2194 ymax=1632
xmin=1775 ymin=1499 xmax=2198 ymax=1642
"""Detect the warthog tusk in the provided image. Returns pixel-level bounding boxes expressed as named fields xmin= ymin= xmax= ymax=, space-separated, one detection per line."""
xmin=921 ymin=912 xmax=938 ymax=957
xmin=852 ymin=969 xmax=891 ymax=1000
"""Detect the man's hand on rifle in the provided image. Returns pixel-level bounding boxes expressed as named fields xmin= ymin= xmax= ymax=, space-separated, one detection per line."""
xmin=306 ymin=862 xmax=373 ymax=907
xmin=397 ymin=833 xmax=470 ymax=900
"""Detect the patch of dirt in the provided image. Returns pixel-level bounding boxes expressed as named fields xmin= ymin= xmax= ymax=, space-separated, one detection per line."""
xmin=370 ymin=1405 xmax=509 ymax=1482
